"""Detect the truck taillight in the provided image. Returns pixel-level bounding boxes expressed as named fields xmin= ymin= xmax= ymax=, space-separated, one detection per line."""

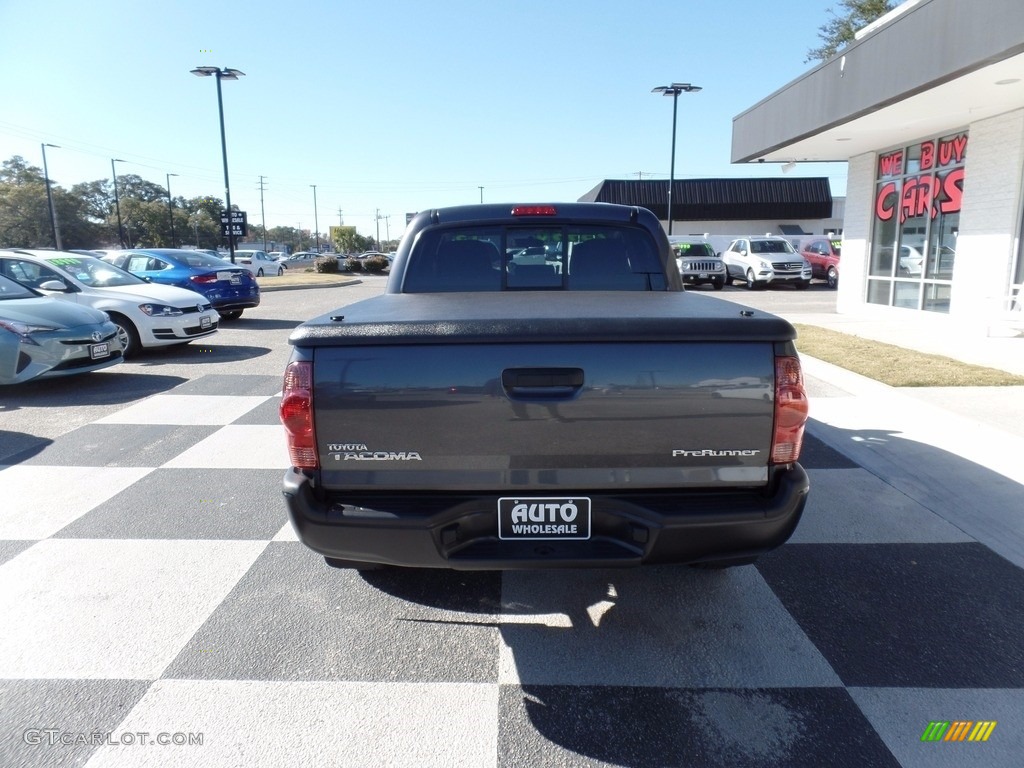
xmin=771 ymin=355 xmax=808 ymax=464
xmin=280 ymin=361 xmax=318 ymax=470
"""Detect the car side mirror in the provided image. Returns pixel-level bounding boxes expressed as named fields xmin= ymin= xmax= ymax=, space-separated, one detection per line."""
xmin=739 ymin=250 xmax=747 ymax=257
xmin=38 ymin=280 xmax=70 ymax=292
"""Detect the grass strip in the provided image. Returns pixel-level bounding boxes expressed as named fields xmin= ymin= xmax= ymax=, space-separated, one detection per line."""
xmin=793 ymin=324 xmax=1024 ymax=387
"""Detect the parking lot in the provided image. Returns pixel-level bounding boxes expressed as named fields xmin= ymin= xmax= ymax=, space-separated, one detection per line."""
xmin=2 ymin=277 xmax=1022 ymax=768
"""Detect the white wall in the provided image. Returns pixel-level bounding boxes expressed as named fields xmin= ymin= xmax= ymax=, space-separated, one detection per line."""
xmin=952 ymin=108 xmax=1024 ymax=319
xmin=836 ymin=153 xmax=876 ymax=314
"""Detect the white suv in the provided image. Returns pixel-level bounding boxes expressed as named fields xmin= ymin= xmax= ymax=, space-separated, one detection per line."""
xmin=722 ymin=237 xmax=812 ymax=290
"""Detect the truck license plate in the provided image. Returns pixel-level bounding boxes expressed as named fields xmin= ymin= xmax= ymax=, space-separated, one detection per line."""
xmin=498 ymin=497 xmax=591 ymax=540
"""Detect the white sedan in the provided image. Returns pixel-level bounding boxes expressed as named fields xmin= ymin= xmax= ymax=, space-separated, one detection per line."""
xmin=231 ymin=250 xmax=284 ymax=277
xmin=0 ymin=249 xmax=219 ymax=357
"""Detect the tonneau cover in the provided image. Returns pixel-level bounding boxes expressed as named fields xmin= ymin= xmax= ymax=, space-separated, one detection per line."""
xmin=289 ymin=292 xmax=795 ymax=347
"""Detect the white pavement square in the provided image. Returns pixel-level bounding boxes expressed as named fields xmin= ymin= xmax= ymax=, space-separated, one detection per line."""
xmin=161 ymin=426 xmax=290 ymax=469
xmin=0 ymin=465 xmax=154 ymax=539
xmin=85 ymin=680 xmax=500 ymax=768
xmin=95 ymin=395 xmax=274 ymax=426
xmin=0 ymin=539 xmax=267 ymax=679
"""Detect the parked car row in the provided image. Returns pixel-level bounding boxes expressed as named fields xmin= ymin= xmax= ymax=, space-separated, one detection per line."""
xmin=0 ymin=248 xmax=233 ymax=385
xmin=99 ymin=249 xmax=260 ymax=320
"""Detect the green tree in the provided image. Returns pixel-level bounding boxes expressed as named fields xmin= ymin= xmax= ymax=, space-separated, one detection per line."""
xmin=806 ymin=0 xmax=894 ymax=63
xmin=0 ymin=156 xmax=51 ymax=247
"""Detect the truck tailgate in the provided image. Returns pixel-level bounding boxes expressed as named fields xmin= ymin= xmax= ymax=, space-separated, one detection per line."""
xmin=312 ymin=340 xmax=775 ymax=492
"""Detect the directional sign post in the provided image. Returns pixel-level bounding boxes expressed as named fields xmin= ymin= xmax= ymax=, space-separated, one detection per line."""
xmin=220 ymin=210 xmax=248 ymax=238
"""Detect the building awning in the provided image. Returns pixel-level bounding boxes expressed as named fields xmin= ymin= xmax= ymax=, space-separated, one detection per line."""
xmin=579 ymin=178 xmax=833 ymax=221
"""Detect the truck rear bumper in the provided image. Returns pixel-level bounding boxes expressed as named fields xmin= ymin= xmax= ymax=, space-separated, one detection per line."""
xmin=283 ymin=465 xmax=809 ymax=570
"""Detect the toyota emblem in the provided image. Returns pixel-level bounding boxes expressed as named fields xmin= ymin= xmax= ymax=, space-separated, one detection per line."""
xmin=91 ymin=331 xmax=103 ymax=342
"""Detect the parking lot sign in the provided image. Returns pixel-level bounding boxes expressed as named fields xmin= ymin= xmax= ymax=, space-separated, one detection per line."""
xmin=220 ymin=210 xmax=248 ymax=237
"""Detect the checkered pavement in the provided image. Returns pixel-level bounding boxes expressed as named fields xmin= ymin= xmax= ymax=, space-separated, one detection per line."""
xmin=1 ymin=372 xmax=1022 ymax=767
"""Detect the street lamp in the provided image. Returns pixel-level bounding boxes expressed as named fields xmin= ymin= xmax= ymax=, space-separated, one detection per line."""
xmin=111 ymin=158 xmax=126 ymax=248
xmin=191 ymin=65 xmax=245 ymax=262
xmin=651 ymin=82 xmax=701 ymax=235
xmin=166 ymin=172 xmax=179 ymax=247
xmin=311 ymin=184 xmax=320 ymax=253
xmin=41 ymin=143 xmax=61 ymax=250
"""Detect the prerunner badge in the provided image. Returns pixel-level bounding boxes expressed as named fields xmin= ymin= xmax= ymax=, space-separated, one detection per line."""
xmin=497 ymin=497 xmax=591 ymax=540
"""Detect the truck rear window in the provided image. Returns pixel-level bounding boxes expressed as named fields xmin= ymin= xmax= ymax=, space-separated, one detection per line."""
xmin=402 ymin=225 xmax=667 ymax=292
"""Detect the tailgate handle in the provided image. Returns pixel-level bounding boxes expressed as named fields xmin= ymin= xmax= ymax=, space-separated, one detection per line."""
xmin=502 ymin=367 xmax=583 ymax=398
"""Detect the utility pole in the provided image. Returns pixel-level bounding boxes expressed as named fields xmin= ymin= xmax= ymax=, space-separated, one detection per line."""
xmin=375 ymin=208 xmax=381 ymax=251
xmin=384 ymin=215 xmax=390 ymax=246
xmin=259 ymin=176 xmax=268 ymax=250
xmin=478 ymin=186 xmax=484 ymax=203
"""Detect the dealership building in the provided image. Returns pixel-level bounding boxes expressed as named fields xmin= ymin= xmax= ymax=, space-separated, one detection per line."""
xmin=731 ymin=0 xmax=1023 ymax=329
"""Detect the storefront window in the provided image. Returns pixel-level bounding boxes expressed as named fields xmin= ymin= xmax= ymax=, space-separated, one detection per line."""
xmin=866 ymin=132 xmax=967 ymax=312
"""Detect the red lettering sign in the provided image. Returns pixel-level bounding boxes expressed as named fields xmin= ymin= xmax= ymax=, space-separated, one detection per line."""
xmin=879 ymin=151 xmax=903 ymax=177
xmin=919 ymin=141 xmax=935 ymax=171
xmin=875 ymin=181 xmax=897 ymax=221
xmin=937 ymin=134 xmax=968 ymax=167
xmin=939 ymin=167 xmax=965 ymax=214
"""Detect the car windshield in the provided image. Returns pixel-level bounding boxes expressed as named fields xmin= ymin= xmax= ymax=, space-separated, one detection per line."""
xmin=0 ymin=273 xmax=36 ymax=300
xmin=751 ymin=240 xmax=796 ymax=254
xmin=676 ymin=243 xmax=715 ymax=258
xmin=45 ymin=255 xmax=146 ymax=287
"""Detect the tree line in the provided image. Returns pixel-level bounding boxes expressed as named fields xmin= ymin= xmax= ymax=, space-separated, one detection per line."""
xmin=0 ymin=155 xmax=385 ymax=254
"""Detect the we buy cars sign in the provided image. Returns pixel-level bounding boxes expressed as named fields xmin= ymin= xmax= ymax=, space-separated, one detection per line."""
xmin=220 ymin=210 xmax=248 ymax=237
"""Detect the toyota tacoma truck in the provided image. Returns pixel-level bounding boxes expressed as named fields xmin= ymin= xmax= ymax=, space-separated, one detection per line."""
xmin=281 ymin=203 xmax=809 ymax=570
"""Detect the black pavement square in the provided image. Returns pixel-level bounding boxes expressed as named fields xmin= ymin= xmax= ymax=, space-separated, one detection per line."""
xmin=798 ymin=432 xmax=858 ymax=469
xmin=0 ymin=540 xmax=35 ymax=567
xmin=497 ymin=685 xmax=899 ymax=768
xmin=757 ymin=543 xmax=1024 ymax=687
xmin=161 ymin=542 xmax=502 ymax=683
xmin=231 ymin=395 xmax=283 ymax=426
xmin=7 ymin=424 xmax=220 ymax=468
xmin=0 ymin=679 xmax=151 ymax=768
xmin=169 ymin=374 xmax=283 ymax=398
xmin=53 ymin=468 xmax=290 ymax=540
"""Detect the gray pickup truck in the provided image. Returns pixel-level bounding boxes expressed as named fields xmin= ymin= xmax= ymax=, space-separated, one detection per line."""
xmin=281 ymin=203 xmax=809 ymax=570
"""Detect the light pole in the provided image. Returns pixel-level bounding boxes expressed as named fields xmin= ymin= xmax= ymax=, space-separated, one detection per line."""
xmin=651 ymin=82 xmax=701 ymax=235
xmin=311 ymin=184 xmax=320 ymax=252
xmin=375 ymin=208 xmax=381 ymax=251
xmin=41 ymin=143 xmax=61 ymax=250
xmin=111 ymin=158 xmax=126 ymax=248
xmin=166 ymin=172 xmax=179 ymax=247
xmin=478 ymin=186 xmax=484 ymax=203
xmin=191 ymin=65 xmax=245 ymax=262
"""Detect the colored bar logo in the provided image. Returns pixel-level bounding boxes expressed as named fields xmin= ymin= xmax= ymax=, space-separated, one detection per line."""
xmin=921 ymin=721 xmax=997 ymax=742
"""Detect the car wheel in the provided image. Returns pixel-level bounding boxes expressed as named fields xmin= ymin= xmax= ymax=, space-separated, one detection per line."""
xmin=712 ymin=276 xmax=725 ymax=291
xmin=109 ymin=313 xmax=140 ymax=358
xmin=256 ymin=268 xmax=264 ymax=277
xmin=219 ymin=310 xmax=242 ymax=320
xmin=826 ymin=266 xmax=838 ymax=289
xmin=324 ymin=556 xmax=384 ymax=571
xmin=276 ymin=267 xmax=284 ymax=276
xmin=745 ymin=268 xmax=758 ymax=290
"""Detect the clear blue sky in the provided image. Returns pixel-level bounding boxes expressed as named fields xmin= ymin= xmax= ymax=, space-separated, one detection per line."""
xmin=0 ymin=0 xmax=847 ymax=240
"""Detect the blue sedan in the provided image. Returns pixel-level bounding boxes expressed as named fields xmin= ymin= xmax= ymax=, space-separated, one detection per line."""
xmin=102 ymin=249 xmax=260 ymax=320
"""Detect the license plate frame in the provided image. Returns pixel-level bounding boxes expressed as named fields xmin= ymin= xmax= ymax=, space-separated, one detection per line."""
xmin=89 ymin=342 xmax=109 ymax=359
xmin=497 ymin=497 xmax=591 ymax=540
xmin=200 ymin=316 xmax=212 ymax=330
